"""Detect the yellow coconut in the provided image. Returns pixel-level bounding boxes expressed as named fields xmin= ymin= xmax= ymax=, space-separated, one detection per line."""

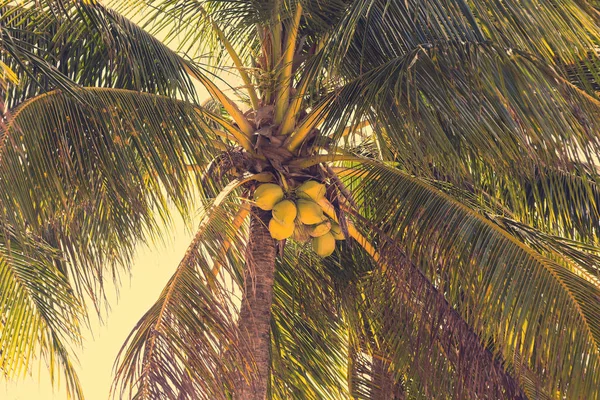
xmin=268 ymin=218 xmax=295 ymax=240
xmin=296 ymin=180 xmax=326 ymax=202
xmin=312 ymin=232 xmax=336 ymax=257
xmin=309 ymin=220 xmax=331 ymax=237
xmin=272 ymin=200 xmax=297 ymax=225
xmin=330 ymin=222 xmax=345 ymax=240
xmin=292 ymin=223 xmax=311 ymax=243
xmin=253 ymin=183 xmax=284 ymax=210
xmin=296 ymin=199 xmax=325 ymax=225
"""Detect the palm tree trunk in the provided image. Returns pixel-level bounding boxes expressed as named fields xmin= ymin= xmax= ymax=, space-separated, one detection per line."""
xmin=236 ymin=208 xmax=276 ymax=400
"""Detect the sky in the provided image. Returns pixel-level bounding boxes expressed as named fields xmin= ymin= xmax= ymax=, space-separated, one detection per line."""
xmin=1 ymin=214 xmax=196 ymax=400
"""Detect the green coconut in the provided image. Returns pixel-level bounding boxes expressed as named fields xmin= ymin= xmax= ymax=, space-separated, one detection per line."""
xmin=309 ymin=220 xmax=332 ymax=237
xmin=272 ymin=200 xmax=297 ymax=224
xmin=268 ymin=218 xmax=295 ymax=240
xmin=296 ymin=199 xmax=325 ymax=225
xmin=296 ymin=180 xmax=326 ymax=202
xmin=253 ymin=183 xmax=284 ymax=210
xmin=312 ymin=232 xmax=336 ymax=257
xmin=330 ymin=221 xmax=345 ymax=240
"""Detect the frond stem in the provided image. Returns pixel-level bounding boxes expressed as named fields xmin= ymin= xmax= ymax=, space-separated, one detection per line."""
xmin=289 ymin=154 xmax=367 ymax=168
xmin=128 ymin=172 xmax=272 ymax=393
xmin=285 ymin=96 xmax=333 ymax=152
xmin=183 ymin=62 xmax=255 ymax=137
xmin=202 ymin=112 xmax=255 ymax=152
xmin=209 ymin=203 xmax=251 ymax=285
xmin=342 ymin=120 xmax=370 ymax=137
xmin=196 ymin=7 xmax=260 ymax=109
xmin=279 ymin=71 xmax=311 ymax=135
xmin=274 ymin=4 xmax=303 ymax=124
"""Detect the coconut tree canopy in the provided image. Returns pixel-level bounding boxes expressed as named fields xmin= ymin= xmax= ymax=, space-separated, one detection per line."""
xmin=2 ymin=0 xmax=600 ymax=399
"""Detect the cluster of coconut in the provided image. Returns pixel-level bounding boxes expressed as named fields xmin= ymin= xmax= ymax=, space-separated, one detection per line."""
xmin=253 ymin=180 xmax=345 ymax=257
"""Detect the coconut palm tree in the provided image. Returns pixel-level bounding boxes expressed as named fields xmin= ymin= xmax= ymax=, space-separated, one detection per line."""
xmin=2 ymin=0 xmax=600 ymax=398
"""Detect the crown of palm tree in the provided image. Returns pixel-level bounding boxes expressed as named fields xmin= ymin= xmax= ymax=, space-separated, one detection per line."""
xmin=2 ymin=0 xmax=600 ymax=399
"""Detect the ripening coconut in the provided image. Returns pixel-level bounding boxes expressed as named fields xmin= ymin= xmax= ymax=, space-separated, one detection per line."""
xmin=296 ymin=180 xmax=326 ymax=202
xmin=253 ymin=183 xmax=284 ymax=210
xmin=312 ymin=232 xmax=336 ymax=257
xmin=296 ymin=199 xmax=325 ymax=225
xmin=271 ymin=200 xmax=297 ymax=224
xmin=269 ymin=218 xmax=295 ymax=240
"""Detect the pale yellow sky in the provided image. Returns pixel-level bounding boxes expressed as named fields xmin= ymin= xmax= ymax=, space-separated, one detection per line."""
xmin=1 ymin=214 xmax=195 ymax=400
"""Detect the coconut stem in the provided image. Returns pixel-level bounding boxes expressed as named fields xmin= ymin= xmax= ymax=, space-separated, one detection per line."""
xmin=316 ymin=198 xmax=380 ymax=263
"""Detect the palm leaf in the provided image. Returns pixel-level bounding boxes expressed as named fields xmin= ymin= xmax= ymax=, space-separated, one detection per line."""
xmin=270 ymin=242 xmax=349 ymax=399
xmin=417 ymin=175 xmax=600 ymax=286
xmin=433 ymin=159 xmax=600 ymax=243
xmin=111 ymin=0 xmax=258 ymax=69
xmin=113 ymin=200 xmax=246 ymax=399
xmin=344 ymin=161 xmax=600 ymax=398
xmin=318 ymin=235 xmax=526 ymax=399
xmin=360 ymin=232 xmax=526 ymax=399
xmin=0 ymin=1 xmax=197 ymax=110
xmin=320 ymin=43 xmax=600 ymax=190
xmin=0 ymin=87 xmax=223 ymax=305
xmin=0 ymin=223 xmax=84 ymax=399
xmin=317 ymin=0 xmax=600 ymax=94
xmin=112 ymin=173 xmax=268 ymax=399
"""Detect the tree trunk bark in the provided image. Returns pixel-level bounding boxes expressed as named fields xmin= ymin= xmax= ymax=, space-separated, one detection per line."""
xmin=236 ymin=209 xmax=276 ymax=400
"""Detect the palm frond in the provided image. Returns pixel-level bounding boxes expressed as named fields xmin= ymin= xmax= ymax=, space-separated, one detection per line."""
xmin=319 ymin=235 xmax=526 ymax=399
xmin=321 ymin=42 xmax=600 ymax=184
xmin=467 ymin=163 xmax=600 ymax=244
xmin=110 ymin=0 xmax=262 ymax=71
xmin=0 ymin=87 xmax=223 ymax=305
xmin=113 ymin=197 xmax=249 ymax=400
xmin=270 ymin=242 xmax=349 ymax=399
xmin=0 ymin=223 xmax=84 ymax=399
xmin=316 ymin=0 xmax=600 ymax=94
xmin=363 ymin=238 xmax=526 ymax=399
xmin=0 ymin=3 xmax=82 ymax=105
xmin=415 ymin=175 xmax=600 ymax=287
xmin=0 ymin=1 xmax=197 ymax=110
xmin=497 ymin=217 xmax=600 ymax=286
xmin=469 ymin=0 xmax=600 ymax=75
xmin=344 ymin=161 xmax=600 ymax=398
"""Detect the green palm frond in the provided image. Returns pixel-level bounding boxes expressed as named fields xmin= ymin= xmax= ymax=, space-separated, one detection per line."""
xmin=321 ymin=243 xmax=378 ymax=400
xmin=319 ymin=236 xmax=525 ymax=399
xmin=367 ymin=259 xmax=555 ymax=399
xmin=0 ymin=87 xmax=223 ymax=303
xmin=469 ymin=0 xmax=600 ymax=69
xmin=271 ymin=242 xmax=348 ymax=399
xmin=419 ymin=175 xmax=600 ymax=285
xmin=0 ymin=6 xmax=82 ymax=104
xmin=111 ymin=0 xmax=259 ymax=67
xmin=322 ymin=43 xmax=600 ymax=180
xmin=497 ymin=217 xmax=600 ymax=286
xmin=112 ymin=171 xmax=263 ymax=399
xmin=317 ymin=0 xmax=600 ymax=94
xmin=349 ymin=225 xmax=526 ymax=399
xmin=113 ymin=200 xmax=247 ymax=399
xmin=345 ymin=161 xmax=600 ymax=398
xmin=4 ymin=0 xmax=600 ymax=398
xmin=423 ymin=158 xmax=600 ymax=242
xmin=0 ymin=223 xmax=84 ymax=399
xmin=0 ymin=1 xmax=197 ymax=109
